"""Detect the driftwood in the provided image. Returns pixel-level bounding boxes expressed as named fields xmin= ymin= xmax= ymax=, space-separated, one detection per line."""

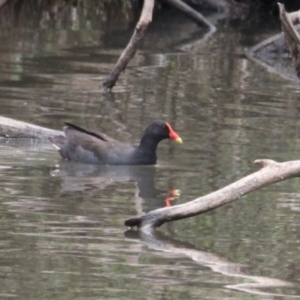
xmin=247 ymin=28 xmax=300 ymax=81
xmin=278 ymin=3 xmax=300 ymax=78
xmin=285 ymin=6 xmax=300 ymax=24
xmin=0 ymin=116 xmax=63 ymax=140
xmin=125 ymin=159 xmax=300 ymax=230
xmin=247 ymin=4 xmax=300 ymax=81
xmin=102 ymin=0 xmax=216 ymax=91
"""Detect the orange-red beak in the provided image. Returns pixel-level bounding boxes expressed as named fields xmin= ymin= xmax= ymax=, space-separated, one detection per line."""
xmin=166 ymin=123 xmax=182 ymax=144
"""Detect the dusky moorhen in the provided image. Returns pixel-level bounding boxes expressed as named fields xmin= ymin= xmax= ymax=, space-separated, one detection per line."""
xmin=50 ymin=120 xmax=182 ymax=165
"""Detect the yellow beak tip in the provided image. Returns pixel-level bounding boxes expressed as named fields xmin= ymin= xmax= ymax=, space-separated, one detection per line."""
xmin=173 ymin=189 xmax=181 ymax=197
xmin=175 ymin=137 xmax=183 ymax=144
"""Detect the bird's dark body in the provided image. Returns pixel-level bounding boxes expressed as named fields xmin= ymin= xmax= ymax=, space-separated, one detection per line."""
xmin=50 ymin=120 xmax=180 ymax=166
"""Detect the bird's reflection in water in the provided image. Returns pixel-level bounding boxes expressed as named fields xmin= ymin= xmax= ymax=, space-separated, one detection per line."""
xmin=50 ymin=161 xmax=180 ymax=213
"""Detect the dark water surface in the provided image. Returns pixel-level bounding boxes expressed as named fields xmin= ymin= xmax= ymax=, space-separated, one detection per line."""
xmin=0 ymin=6 xmax=300 ymax=300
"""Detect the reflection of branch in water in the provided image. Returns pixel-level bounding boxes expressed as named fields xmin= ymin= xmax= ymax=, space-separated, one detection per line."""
xmin=124 ymin=230 xmax=297 ymax=298
xmin=177 ymin=26 xmax=216 ymax=52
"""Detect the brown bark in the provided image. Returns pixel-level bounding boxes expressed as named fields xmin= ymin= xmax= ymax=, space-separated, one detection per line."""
xmin=278 ymin=3 xmax=300 ymax=78
xmin=0 ymin=116 xmax=63 ymax=140
xmin=125 ymin=159 xmax=300 ymax=230
xmin=102 ymin=0 xmax=155 ymax=92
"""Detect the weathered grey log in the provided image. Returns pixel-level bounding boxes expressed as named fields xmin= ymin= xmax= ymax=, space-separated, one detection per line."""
xmin=125 ymin=159 xmax=300 ymax=230
xmin=278 ymin=2 xmax=300 ymax=78
xmin=247 ymin=4 xmax=300 ymax=81
xmin=0 ymin=116 xmax=63 ymax=140
xmin=286 ymin=7 xmax=300 ymax=24
xmin=102 ymin=0 xmax=155 ymax=91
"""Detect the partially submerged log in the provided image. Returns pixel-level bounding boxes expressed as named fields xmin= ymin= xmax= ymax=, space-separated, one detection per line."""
xmin=248 ymin=3 xmax=300 ymax=81
xmin=125 ymin=159 xmax=300 ymax=230
xmin=278 ymin=2 xmax=300 ymax=78
xmin=0 ymin=116 xmax=63 ymax=140
xmin=247 ymin=29 xmax=296 ymax=80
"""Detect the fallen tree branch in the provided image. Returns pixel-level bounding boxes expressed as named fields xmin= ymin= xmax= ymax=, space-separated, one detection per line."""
xmin=125 ymin=159 xmax=300 ymax=230
xmin=164 ymin=0 xmax=216 ymax=32
xmin=278 ymin=2 xmax=300 ymax=78
xmin=287 ymin=8 xmax=300 ymax=24
xmin=247 ymin=4 xmax=300 ymax=81
xmin=0 ymin=116 xmax=63 ymax=140
xmin=102 ymin=0 xmax=155 ymax=91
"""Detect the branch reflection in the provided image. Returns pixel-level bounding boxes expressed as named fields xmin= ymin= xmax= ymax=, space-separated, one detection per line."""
xmin=124 ymin=230 xmax=297 ymax=298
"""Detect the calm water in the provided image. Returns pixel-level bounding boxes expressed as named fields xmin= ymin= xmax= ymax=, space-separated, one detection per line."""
xmin=0 ymin=5 xmax=300 ymax=300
